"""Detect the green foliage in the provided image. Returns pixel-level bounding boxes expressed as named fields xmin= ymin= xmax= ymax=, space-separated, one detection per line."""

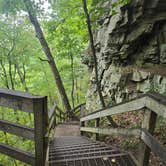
xmin=0 ymin=0 xmax=24 ymax=14
xmin=0 ymin=1 xmax=90 ymax=164
xmin=0 ymin=0 xmax=132 ymax=164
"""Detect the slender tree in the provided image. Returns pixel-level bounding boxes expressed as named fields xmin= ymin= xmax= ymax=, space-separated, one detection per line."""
xmin=23 ymin=0 xmax=72 ymax=113
xmin=82 ymin=0 xmax=117 ymax=127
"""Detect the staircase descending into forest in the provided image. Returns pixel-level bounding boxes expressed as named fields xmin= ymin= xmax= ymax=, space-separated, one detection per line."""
xmin=0 ymin=88 xmax=166 ymax=166
xmin=48 ymin=122 xmax=136 ymax=166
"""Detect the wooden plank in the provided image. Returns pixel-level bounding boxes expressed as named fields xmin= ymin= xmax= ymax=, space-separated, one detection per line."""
xmin=0 ymin=120 xmax=34 ymax=140
xmin=80 ymin=121 xmax=85 ymax=136
xmin=0 ymin=88 xmax=43 ymax=99
xmin=33 ymin=97 xmax=48 ymax=166
xmin=48 ymin=104 xmax=57 ymax=120
xmin=0 ymin=143 xmax=35 ymax=165
xmin=138 ymin=109 xmax=157 ymax=166
xmin=141 ymin=129 xmax=166 ymax=164
xmin=146 ymin=96 xmax=166 ymax=118
xmin=48 ymin=116 xmax=55 ymax=132
xmin=80 ymin=127 xmax=141 ymax=138
xmin=80 ymin=97 xmax=146 ymax=122
xmin=72 ymin=103 xmax=86 ymax=114
xmin=0 ymin=96 xmax=33 ymax=113
xmin=129 ymin=152 xmax=140 ymax=166
xmin=43 ymin=96 xmax=49 ymax=165
xmin=0 ymin=88 xmax=45 ymax=113
xmin=95 ymin=118 xmax=100 ymax=140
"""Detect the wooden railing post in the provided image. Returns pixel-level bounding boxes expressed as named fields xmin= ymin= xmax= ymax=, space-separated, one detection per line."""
xmin=54 ymin=108 xmax=57 ymax=127
xmin=60 ymin=112 xmax=62 ymax=122
xmin=139 ymin=108 xmax=157 ymax=166
xmin=95 ymin=118 xmax=100 ymax=140
xmin=81 ymin=121 xmax=85 ymax=136
xmin=33 ymin=96 xmax=48 ymax=166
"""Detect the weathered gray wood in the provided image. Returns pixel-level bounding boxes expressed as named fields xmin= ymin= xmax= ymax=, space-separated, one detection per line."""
xmin=146 ymin=96 xmax=166 ymax=118
xmin=80 ymin=93 xmax=166 ymax=122
xmin=0 ymin=88 xmax=42 ymax=99
xmin=33 ymin=97 xmax=48 ymax=166
xmin=80 ymin=97 xmax=146 ymax=122
xmin=43 ymin=96 xmax=49 ymax=165
xmin=80 ymin=121 xmax=85 ymax=136
xmin=0 ymin=142 xmax=35 ymax=165
xmin=129 ymin=152 xmax=140 ymax=166
xmin=141 ymin=129 xmax=166 ymax=164
xmin=95 ymin=118 xmax=100 ymax=140
xmin=0 ymin=120 xmax=34 ymax=140
xmin=48 ymin=104 xmax=57 ymax=132
xmin=138 ymin=109 xmax=157 ymax=166
xmin=72 ymin=103 xmax=86 ymax=114
xmin=80 ymin=127 xmax=141 ymax=138
xmin=48 ymin=103 xmax=57 ymax=120
xmin=48 ymin=116 xmax=56 ymax=132
xmin=0 ymin=96 xmax=33 ymax=113
xmin=0 ymin=88 xmax=44 ymax=113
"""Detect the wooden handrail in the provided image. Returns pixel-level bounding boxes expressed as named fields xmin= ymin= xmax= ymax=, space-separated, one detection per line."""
xmin=0 ymin=120 xmax=34 ymax=140
xmin=0 ymin=143 xmax=35 ymax=165
xmin=48 ymin=103 xmax=66 ymax=133
xmin=48 ymin=103 xmax=57 ymax=121
xmin=80 ymin=92 xmax=166 ymax=122
xmin=141 ymin=129 xmax=166 ymax=162
xmin=0 ymin=88 xmax=48 ymax=166
xmin=80 ymin=92 xmax=166 ymax=165
xmin=70 ymin=103 xmax=86 ymax=113
xmin=80 ymin=127 xmax=141 ymax=138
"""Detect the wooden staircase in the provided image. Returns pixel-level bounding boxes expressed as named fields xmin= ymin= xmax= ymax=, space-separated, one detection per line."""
xmin=0 ymin=89 xmax=166 ymax=166
xmin=48 ymin=122 xmax=136 ymax=166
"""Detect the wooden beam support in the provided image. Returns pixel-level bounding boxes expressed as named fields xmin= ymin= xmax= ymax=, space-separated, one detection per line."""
xmin=95 ymin=118 xmax=100 ymax=140
xmin=48 ymin=103 xmax=57 ymax=120
xmin=138 ymin=109 xmax=157 ymax=166
xmin=141 ymin=129 xmax=166 ymax=164
xmin=34 ymin=97 xmax=48 ymax=166
xmin=146 ymin=96 xmax=166 ymax=118
xmin=0 ymin=120 xmax=34 ymax=140
xmin=80 ymin=121 xmax=85 ymax=136
xmin=0 ymin=143 xmax=35 ymax=165
xmin=80 ymin=127 xmax=141 ymax=138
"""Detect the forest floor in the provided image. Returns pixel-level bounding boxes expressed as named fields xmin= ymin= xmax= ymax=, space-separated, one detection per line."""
xmin=104 ymin=111 xmax=166 ymax=166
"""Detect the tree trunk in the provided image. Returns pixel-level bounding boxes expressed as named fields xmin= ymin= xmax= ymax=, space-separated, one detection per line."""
xmin=69 ymin=50 xmax=75 ymax=109
xmin=82 ymin=0 xmax=117 ymax=127
xmin=15 ymin=63 xmax=29 ymax=92
xmin=23 ymin=0 xmax=71 ymax=113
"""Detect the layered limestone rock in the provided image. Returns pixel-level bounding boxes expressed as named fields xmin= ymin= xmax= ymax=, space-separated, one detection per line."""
xmin=82 ymin=0 xmax=166 ymax=112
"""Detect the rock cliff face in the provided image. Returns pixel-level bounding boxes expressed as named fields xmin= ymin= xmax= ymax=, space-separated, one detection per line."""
xmin=82 ymin=0 xmax=166 ymax=112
